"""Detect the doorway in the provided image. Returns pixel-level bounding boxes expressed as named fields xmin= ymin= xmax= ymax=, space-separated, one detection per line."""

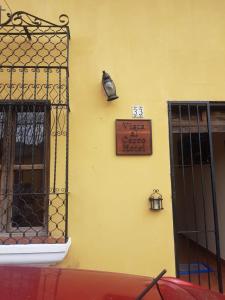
xmin=168 ymin=102 xmax=225 ymax=293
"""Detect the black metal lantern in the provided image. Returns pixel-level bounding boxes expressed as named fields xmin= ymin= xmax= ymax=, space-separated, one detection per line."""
xmin=102 ymin=70 xmax=118 ymax=101
xmin=149 ymin=189 xmax=163 ymax=211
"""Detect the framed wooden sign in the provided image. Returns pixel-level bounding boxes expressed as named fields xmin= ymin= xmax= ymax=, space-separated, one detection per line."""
xmin=116 ymin=119 xmax=152 ymax=155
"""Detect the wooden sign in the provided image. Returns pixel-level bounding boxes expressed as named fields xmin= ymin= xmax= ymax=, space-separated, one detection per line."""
xmin=116 ymin=119 xmax=152 ymax=155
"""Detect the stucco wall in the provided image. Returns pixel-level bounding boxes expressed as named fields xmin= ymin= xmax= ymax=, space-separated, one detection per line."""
xmin=8 ymin=0 xmax=225 ymax=277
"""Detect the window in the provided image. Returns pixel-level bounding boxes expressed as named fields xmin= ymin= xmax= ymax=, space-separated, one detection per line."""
xmin=0 ymin=101 xmax=50 ymax=234
xmin=0 ymin=11 xmax=70 ymax=244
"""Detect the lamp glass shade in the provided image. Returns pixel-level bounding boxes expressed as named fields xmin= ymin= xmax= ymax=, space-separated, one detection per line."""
xmin=104 ymin=80 xmax=116 ymax=96
xmin=102 ymin=71 xmax=118 ymax=101
xmin=149 ymin=189 xmax=163 ymax=211
xmin=151 ymin=198 xmax=161 ymax=210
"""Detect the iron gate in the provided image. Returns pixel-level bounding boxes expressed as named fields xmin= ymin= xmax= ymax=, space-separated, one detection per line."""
xmin=169 ymin=102 xmax=225 ymax=293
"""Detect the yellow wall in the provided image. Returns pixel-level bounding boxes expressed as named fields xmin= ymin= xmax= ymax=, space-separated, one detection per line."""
xmin=9 ymin=0 xmax=225 ymax=277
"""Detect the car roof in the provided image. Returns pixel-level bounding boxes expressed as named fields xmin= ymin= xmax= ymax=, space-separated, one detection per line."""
xmin=0 ymin=265 xmax=224 ymax=300
xmin=0 ymin=265 xmax=161 ymax=300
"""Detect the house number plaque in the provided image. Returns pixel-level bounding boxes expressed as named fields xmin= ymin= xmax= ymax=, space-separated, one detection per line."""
xmin=116 ymin=119 xmax=152 ymax=155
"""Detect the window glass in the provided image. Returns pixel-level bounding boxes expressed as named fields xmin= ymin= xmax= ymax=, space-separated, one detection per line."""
xmin=12 ymin=170 xmax=45 ymax=227
xmin=15 ymin=111 xmax=45 ymax=164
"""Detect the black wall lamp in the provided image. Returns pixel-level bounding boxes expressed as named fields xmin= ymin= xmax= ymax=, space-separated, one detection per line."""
xmin=102 ymin=70 xmax=118 ymax=101
xmin=149 ymin=189 xmax=164 ymax=211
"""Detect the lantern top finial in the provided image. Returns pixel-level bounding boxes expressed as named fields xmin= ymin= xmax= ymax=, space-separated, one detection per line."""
xmin=150 ymin=189 xmax=162 ymax=200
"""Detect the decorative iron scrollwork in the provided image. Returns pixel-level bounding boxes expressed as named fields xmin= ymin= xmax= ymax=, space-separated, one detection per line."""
xmin=1 ymin=11 xmax=69 ymax=27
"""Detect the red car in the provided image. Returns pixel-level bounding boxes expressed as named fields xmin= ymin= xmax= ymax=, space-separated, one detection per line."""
xmin=0 ymin=266 xmax=224 ymax=300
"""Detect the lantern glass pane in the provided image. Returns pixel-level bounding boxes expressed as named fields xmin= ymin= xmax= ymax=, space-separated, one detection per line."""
xmin=154 ymin=199 xmax=160 ymax=210
xmin=104 ymin=81 xmax=116 ymax=97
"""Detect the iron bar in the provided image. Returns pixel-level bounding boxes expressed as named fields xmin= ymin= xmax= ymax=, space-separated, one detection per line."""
xmin=196 ymin=104 xmax=211 ymax=289
xmin=187 ymin=104 xmax=201 ymax=285
xmin=0 ymin=101 xmax=68 ymax=107
xmin=53 ymin=106 xmax=58 ymax=193
xmin=178 ymin=104 xmax=192 ymax=281
xmin=31 ymin=104 xmax=36 ymax=190
xmin=178 ymin=230 xmax=215 ymax=234
xmin=46 ymin=69 xmax=50 ymax=102
xmin=21 ymin=69 xmax=25 ymax=101
xmin=168 ymin=103 xmax=180 ymax=278
xmin=206 ymin=104 xmax=223 ymax=293
xmin=0 ymin=66 xmax=67 ymax=69
xmin=65 ymin=33 xmax=70 ymax=242
xmin=174 ymin=164 xmax=210 ymax=167
xmin=0 ymin=32 xmax=68 ymax=36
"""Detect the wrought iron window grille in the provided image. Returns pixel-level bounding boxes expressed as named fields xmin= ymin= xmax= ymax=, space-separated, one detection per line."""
xmin=0 ymin=11 xmax=70 ymax=244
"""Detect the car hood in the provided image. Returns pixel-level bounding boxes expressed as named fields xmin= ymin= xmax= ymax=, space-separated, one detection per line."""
xmin=0 ymin=266 xmax=224 ymax=300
